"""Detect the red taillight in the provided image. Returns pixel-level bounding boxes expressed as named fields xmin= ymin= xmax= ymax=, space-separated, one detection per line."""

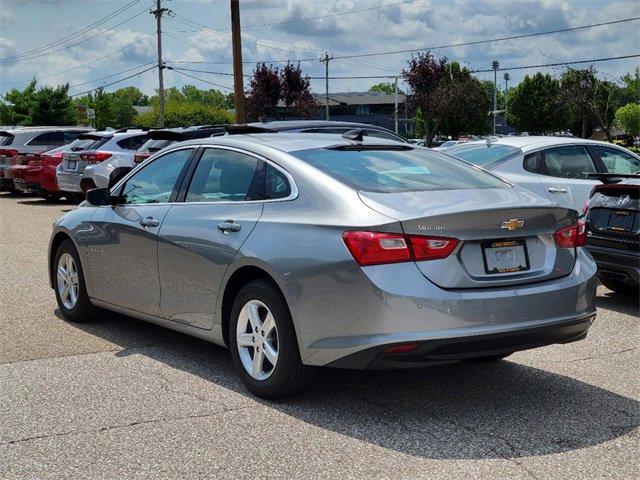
xmin=0 ymin=148 xmax=18 ymax=157
xmin=407 ymin=235 xmax=459 ymax=261
xmin=133 ymin=153 xmax=150 ymax=164
xmin=81 ymin=151 xmax=112 ymax=164
xmin=384 ymin=343 xmax=419 ymax=354
xmin=342 ymin=231 xmax=459 ymax=266
xmin=554 ymin=221 xmax=587 ymax=248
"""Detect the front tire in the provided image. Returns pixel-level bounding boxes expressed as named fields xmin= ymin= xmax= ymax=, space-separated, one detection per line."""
xmin=229 ymin=280 xmax=315 ymax=399
xmin=53 ymin=240 xmax=98 ymax=322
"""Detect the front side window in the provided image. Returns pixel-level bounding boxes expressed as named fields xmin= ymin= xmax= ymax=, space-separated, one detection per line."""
xmin=292 ymin=147 xmax=508 ymax=193
xmin=120 ymin=149 xmax=192 ymax=204
xmin=185 ymin=149 xmax=262 ymax=202
xmin=594 ymin=146 xmax=640 ymax=174
xmin=541 ymin=146 xmax=597 ymax=179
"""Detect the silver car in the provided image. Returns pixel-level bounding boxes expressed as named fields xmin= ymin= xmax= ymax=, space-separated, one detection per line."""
xmin=48 ymin=133 xmax=597 ymax=398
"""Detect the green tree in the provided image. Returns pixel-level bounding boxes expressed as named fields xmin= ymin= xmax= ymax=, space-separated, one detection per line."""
xmin=506 ymin=73 xmax=566 ymax=134
xmin=615 ymin=103 xmax=640 ymax=138
xmin=369 ymin=82 xmax=404 ymax=95
xmin=621 ymin=67 xmax=640 ymax=103
xmin=29 ymin=84 xmax=77 ymax=125
xmin=0 ymin=79 xmax=37 ymax=125
xmin=134 ymin=101 xmax=233 ymax=128
xmin=439 ymin=73 xmax=491 ymax=137
xmin=114 ymin=86 xmax=149 ymax=106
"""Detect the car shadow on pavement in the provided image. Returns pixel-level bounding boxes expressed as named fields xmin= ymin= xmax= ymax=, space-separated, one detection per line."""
xmin=596 ymin=291 xmax=639 ymax=317
xmin=63 ymin=309 xmax=640 ymax=461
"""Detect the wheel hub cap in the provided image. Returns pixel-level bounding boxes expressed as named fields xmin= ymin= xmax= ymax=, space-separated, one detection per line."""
xmin=236 ymin=300 xmax=279 ymax=380
xmin=56 ymin=253 xmax=79 ymax=309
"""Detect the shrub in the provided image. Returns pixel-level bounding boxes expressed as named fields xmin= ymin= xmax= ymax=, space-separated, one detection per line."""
xmin=134 ymin=101 xmax=234 ymax=128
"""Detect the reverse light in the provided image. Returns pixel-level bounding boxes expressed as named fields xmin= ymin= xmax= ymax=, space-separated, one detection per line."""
xmin=554 ymin=221 xmax=587 ymax=248
xmin=342 ymin=231 xmax=459 ymax=266
xmin=81 ymin=151 xmax=112 ymax=164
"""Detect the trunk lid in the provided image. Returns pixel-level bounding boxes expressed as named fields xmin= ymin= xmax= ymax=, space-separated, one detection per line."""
xmin=359 ymin=187 xmax=579 ymax=289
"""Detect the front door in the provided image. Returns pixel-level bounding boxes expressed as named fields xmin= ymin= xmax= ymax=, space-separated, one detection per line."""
xmin=158 ymin=147 xmax=270 ymax=329
xmin=85 ymin=148 xmax=193 ymax=315
xmin=538 ymin=145 xmax=601 ymax=212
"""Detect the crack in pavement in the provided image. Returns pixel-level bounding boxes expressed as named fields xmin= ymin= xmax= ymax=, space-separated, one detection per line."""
xmin=354 ymin=394 xmax=541 ymax=480
xmin=540 ymin=347 xmax=637 ymax=364
xmin=0 ymin=406 xmax=255 ymax=447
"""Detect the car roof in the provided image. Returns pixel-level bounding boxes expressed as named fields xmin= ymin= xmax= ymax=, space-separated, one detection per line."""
xmin=173 ymin=132 xmax=405 ymax=153
xmin=458 ymin=136 xmax=614 ymax=152
xmin=249 ymin=120 xmax=396 ymax=132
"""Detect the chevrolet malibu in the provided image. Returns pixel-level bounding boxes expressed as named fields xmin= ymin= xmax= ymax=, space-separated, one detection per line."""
xmin=48 ymin=132 xmax=597 ymax=398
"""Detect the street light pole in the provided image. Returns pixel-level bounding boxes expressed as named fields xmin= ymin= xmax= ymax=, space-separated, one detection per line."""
xmin=503 ymin=72 xmax=510 ymax=113
xmin=320 ymin=52 xmax=333 ymax=120
xmin=394 ymin=76 xmax=398 ymax=134
xmin=230 ymin=0 xmax=246 ymax=123
xmin=492 ymin=60 xmax=500 ymax=135
xmin=152 ymin=0 xmax=167 ymax=128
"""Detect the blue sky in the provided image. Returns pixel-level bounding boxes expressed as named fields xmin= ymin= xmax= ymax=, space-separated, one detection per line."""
xmin=0 ymin=0 xmax=638 ymax=98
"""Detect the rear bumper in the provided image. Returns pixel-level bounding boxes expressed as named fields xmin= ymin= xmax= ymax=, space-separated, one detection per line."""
xmin=328 ymin=314 xmax=595 ymax=368
xmin=586 ymin=244 xmax=640 ymax=284
xmin=56 ymin=171 xmax=82 ymax=193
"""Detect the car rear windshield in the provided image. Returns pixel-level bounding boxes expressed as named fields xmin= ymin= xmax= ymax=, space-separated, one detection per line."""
xmin=445 ymin=143 xmax=521 ymax=169
xmin=138 ymin=139 xmax=175 ymax=153
xmin=291 ymin=147 xmax=508 ymax=193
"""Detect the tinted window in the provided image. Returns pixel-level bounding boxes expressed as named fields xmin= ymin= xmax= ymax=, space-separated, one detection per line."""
xmin=63 ymin=131 xmax=82 ymax=142
xmin=28 ymin=131 xmax=65 ymax=146
xmin=446 ymin=144 xmax=521 ymax=168
xmin=594 ymin=146 xmax=640 ymax=174
xmin=523 ymin=152 xmax=541 ymax=173
xmin=185 ymin=149 xmax=262 ymax=202
xmin=138 ymin=139 xmax=175 ymax=153
xmin=117 ymin=134 xmax=148 ymax=150
xmin=365 ymin=129 xmax=403 ymax=141
xmin=1 ymin=134 xmax=14 ymax=146
xmin=292 ymin=147 xmax=507 ymax=193
xmin=265 ymin=164 xmax=291 ymax=199
xmin=542 ymin=146 xmax=596 ymax=179
xmin=120 ymin=149 xmax=191 ymax=204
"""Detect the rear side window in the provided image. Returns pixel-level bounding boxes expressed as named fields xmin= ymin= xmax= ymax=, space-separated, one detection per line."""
xmin=594 ymin=146 xmax=640 ymax=174
xmin=523 ymin=152 xmax=541 ymax=173
xmin=541 ymin=146 xmax=597 ymax=179
xmin=28 ymin=131 xmax=65 ymax=146
xmin=185 ymin=149 xmax=262 ymax=202
xmin=117 ymin=134 xmax=148 ymax=150
xmin=446 ymin=144 xmax=521 ymax=168
xmin=0 ymin=134 xmax=14 ymax=146
xmin=292 ymin=147 xmax=508 ymax=193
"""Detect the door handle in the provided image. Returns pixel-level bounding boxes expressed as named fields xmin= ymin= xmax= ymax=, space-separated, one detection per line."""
xmin=140 ymin=217 xmax=160 ymax=228
xmin=548 ymin=187 xmax=568 ymax=193
xmin=217 ymin=221 xmax=241 ymax=233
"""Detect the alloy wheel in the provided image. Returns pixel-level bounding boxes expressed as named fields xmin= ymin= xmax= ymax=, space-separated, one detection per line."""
xmin=57 ymin=253 xmax=79 ymax=309
xmin=236 ymin=300 xmax=279 ymax=380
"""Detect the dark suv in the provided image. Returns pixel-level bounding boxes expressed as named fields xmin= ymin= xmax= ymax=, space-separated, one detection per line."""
xmin=585 ymin=174 xmax=639 ymax=294
xmin=250 ymin=120 xmax=407 ymax=143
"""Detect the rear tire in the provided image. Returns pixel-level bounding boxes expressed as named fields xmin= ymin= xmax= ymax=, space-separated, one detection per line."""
xmin=229 ymin=279 xmax=315 ymax=399
xmin=53 ymin=240 xmax=98 ymax=323
xmin=599 ymin=275 xmax=638 ymax=295
xmin=468 ymin=352 xmax=513 ymax=362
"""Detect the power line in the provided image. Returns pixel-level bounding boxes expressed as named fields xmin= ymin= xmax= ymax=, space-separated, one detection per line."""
xmin=469 ymin=53 xmax=640 ymax=73
xmin=69 ymin=65 xmax=157 ymax=97
xmin=0 ymin=6 xmax=151 ymax=65
xmin=169 ymin=67 xmax=234 ymax=91
xmin=68 ymin=62 xmax=158 ymax=89
xmin=242 ymin=0 xmax=416 ymax=29
xmin=331 ymin=16 xmax=640 ymax=60
xmin=0 ymin=0 xmax=141 ymax=63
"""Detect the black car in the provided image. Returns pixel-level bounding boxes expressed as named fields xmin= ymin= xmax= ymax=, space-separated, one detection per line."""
xmin=134 ymin=125 xmax=227 ymax=164
xmin=249 ymin=120 xmax=407 ymax=143
xmin=585 ymin=173 xmax=639 ymax=294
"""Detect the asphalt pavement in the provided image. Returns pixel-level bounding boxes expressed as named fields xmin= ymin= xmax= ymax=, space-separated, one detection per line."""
xmin=0 ymin=194 xmax=638 ymax=479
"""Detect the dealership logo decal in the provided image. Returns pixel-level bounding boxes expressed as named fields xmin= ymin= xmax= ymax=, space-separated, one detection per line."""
xmin=501 ymin=219 xmax=525 ymax=231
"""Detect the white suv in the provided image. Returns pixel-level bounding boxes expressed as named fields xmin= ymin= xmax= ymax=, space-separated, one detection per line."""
xmin=56 ymin=129 xmax=149 ymax=198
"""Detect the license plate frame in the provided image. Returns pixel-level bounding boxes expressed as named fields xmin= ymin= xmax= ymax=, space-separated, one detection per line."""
xmin=481 ymin=238 xmax=530 ymax=275
xmin=607 ymin=211 xmax=634 ymax=233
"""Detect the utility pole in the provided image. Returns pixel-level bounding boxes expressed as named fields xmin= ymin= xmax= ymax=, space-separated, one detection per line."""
xmin=393 ymin=76 xmax=399 ymax=134
xmin=503 ymin=72 xmax=510 ymax=113
xmin=151 ymin=0 xmax=167 ymax=128
xmin=492 ymin=60 xmax=499 ymax=135
xmin=320 ymin=52 xmax=332 ymax=120
xmin=230 ymin=0 xmax=246 ymax=123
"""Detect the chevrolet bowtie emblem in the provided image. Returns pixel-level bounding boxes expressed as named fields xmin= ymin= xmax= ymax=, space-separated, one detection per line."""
xmin=501 ymin=219 xmax=525 ymax=231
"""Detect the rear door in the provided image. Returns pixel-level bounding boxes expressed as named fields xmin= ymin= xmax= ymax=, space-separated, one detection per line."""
xmin=537 ymin=145 xmax=601 ymax=211
xmin=85 ymin=148 xmax=194 ymax=315
xmin=157 ymin=147 xmax=286 ymax=329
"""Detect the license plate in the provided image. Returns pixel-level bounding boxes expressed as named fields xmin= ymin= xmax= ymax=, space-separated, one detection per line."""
xmin=607 ymin=211 xmax=634 ymax=233
xmin=67 ymin=160 xmax=76 ymax=170
xmin=482 ymin=238 xmax=530 ymax=274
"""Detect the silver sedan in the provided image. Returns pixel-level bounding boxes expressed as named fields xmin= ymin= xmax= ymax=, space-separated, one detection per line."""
xmin=48 ymin=132 xmax=597 ymax=398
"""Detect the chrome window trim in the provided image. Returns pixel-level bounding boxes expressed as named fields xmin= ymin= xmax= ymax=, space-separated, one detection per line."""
xmin=109 ymin=144 xmax=299 ymax=205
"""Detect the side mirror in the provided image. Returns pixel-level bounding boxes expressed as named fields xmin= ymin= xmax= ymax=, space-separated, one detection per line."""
xmin=108 ymin=166 xmax=132 ymax=189
xmin=85 ymin=187 xmax=113 ymax=206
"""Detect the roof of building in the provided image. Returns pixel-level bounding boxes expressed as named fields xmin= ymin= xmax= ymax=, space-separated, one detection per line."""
xmin=310 ymin=91 xmax=406 ymax=106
